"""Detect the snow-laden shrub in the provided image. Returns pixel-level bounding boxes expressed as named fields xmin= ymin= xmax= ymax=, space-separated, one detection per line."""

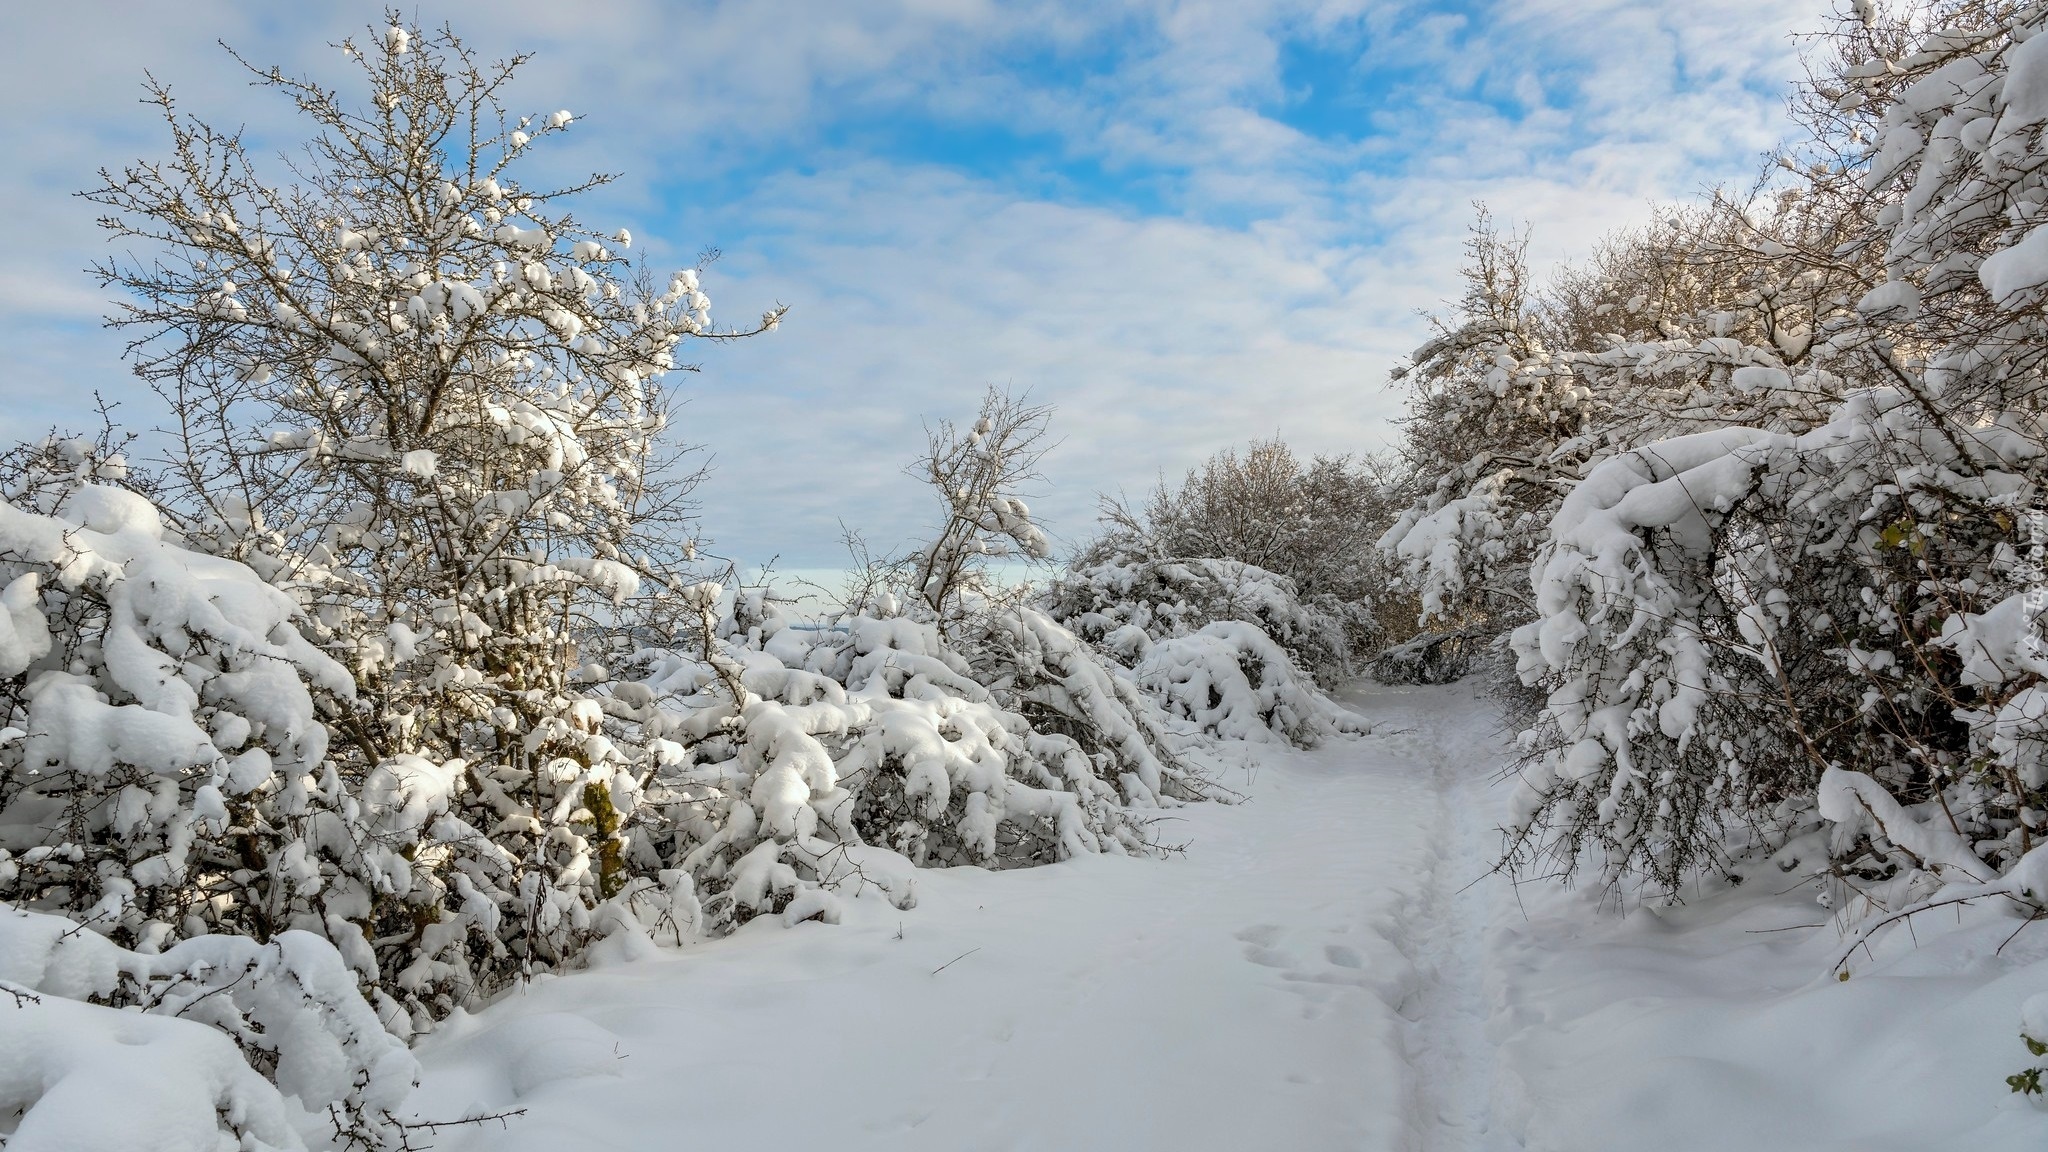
xmin=612 ymin=592 xmax=1182 ymax=929
xmin=1 ymin=902 xmax=416 ymax=1149
xmin=1043 ymin=552 xmax=1371 ymax=745
xmin=0 ymin=463 xmax=351 ymax=949
xmin=0 ymin=450 xmax=450 ymax=1142
xmin=1377 ymin=200 xmax=1862 ymax=665
xmin=973 ymin=605 xmax=1216 ymax=803
xmin=1047 ymin=554 xmax=1356 ymax=683
xmin=1503 ymin=2 xmax=2048 ymax=903
xmin=1134 ymin=622 xmax=1367 ymax=746
xmin=1079 ymin=439 xmax=1398 ymax=680
xmin=1505 ymin=384 xmax=2048 ymax=892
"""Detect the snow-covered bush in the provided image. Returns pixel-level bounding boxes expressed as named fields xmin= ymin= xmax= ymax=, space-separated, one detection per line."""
xmin=620 ymin=597 xmax=1168 ymax=931
xmin=1505 ymin=391 xmax=2041 ymax=890
xmin=1042 ymin=557 xmax=1366 ymax=746
xmin=1 ymin=902 xmax=417 ymax=1149
xmin=1045 ymin=440 xmax=1377 ymax=747
xmin=0 ymin=448 xmax=351 ymax=951
xmin=1047 ymin=554 xmax=1354 ymax=681
xmin=1086 ymin=439 xmax=1398 ymax=680
xmin=1134 ymin=622 xmax=1367 ymax=746
xmin=607 ymin=594 xmax=1209 ymax=931
xmin=1500 ymin=1 xmax=2048 ymax=907
xmin=971 ymin=605 xmax=1217 ymax=803
xmin=1377 ymin=197 xmax=1862 ymax=673
xmin=0 ymin=442 xmax=428 ymax=1144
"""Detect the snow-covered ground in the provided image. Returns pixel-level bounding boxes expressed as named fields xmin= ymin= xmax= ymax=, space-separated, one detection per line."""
xmin=408 ymin=681 xmax=2048 ymax=1151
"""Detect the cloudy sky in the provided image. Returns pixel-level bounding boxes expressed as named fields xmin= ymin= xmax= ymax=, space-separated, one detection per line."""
xmin=0 ymin=0 xmax=1827 ymax=568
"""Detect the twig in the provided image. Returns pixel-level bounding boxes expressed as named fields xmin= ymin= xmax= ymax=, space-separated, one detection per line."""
xmin=1996 ymin=912 xmax=2045 ymax=958
xmin=395 ymin=1108 xmax=528 ymax=1136
xmin=931 ymin=947 xmax=980 ymax=975
xmin=1827 ymin=885 xmax=2010 ymax=974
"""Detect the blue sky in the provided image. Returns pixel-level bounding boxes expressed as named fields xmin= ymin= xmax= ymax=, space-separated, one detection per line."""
xmin=0 ymin=0 xmax=1826 ymax=568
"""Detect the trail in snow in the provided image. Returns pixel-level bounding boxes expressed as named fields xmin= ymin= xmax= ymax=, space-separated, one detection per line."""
xmin=1352 ymin=682 xmax=1511 ymax=1152
xmin=410 ymin=681 xmax=1503 ymax=1152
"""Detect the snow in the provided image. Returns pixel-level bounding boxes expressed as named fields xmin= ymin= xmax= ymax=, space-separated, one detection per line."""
xmin=400 ymin=448 xmax=437 ymax=478
xmin=2025 ymin=993 xmax=2048 ymax=1046
xmin=1493 ymin=858 xmax=2048 ymax=1150
xmin=1978 ymin=223 xmax=2048 ymax=307
xmin=1 ymin=989 xmax=307 ymax=1152
xmin=2002 ymin=27 xmax=2048 ymax=125
xmin=2 ymin=903 xmax=418 ymax=1149
xmin=397 ymin=680 xmax=2048 ymax=1151
xmin=409 ymin=682 xmax=1419 ymax=1152
xmin=1856 ymin=278 xmax=1923 ymax=317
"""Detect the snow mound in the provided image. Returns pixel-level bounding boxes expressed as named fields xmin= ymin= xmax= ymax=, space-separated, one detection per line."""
xmin=1 ymin=987 xmax=307 ymax=1152
xmin=483 ymin=1013 xmax=626 ymax=1097
xmin=0 ymin=902 xmax=417 ymax=1148
xmin=2024 ymin=993 xmax=2048 ymax=1049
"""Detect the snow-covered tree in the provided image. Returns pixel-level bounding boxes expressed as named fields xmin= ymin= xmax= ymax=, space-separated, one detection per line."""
xmin=908 ymin=388 xmax=1054 ymax=632
xmin=85 ymin=16 xmax=777 ymax=1018
xmin=1376 ymin=194 xmax=1871 ymax=683
xmin=1501 ymin=0 xmax=2048 ymax=915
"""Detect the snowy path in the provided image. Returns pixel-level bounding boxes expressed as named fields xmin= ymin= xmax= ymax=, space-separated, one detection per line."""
xmin=411 ymin=680 xmax=1511 ymax=1152
xmin=1378 ymin=688 xmax=1511 ymax=1152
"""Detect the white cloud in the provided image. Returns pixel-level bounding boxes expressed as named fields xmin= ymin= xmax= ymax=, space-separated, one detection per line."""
xmin=0 ymin=0 xmax=1832 ymax=564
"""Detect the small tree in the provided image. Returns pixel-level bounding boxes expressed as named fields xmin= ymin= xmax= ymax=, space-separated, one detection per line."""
xmin=908 ymin=388 xmax=1054 ymax=630
xmin=1378 ymin=211 xmax=1589 ymax=639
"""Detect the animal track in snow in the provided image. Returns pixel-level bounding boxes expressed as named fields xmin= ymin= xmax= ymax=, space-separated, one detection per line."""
xmin=1235 ymin=922 xmax=1380 ymax=1006
xmin=1234 ymin=923 xmax=1284 ymax=947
